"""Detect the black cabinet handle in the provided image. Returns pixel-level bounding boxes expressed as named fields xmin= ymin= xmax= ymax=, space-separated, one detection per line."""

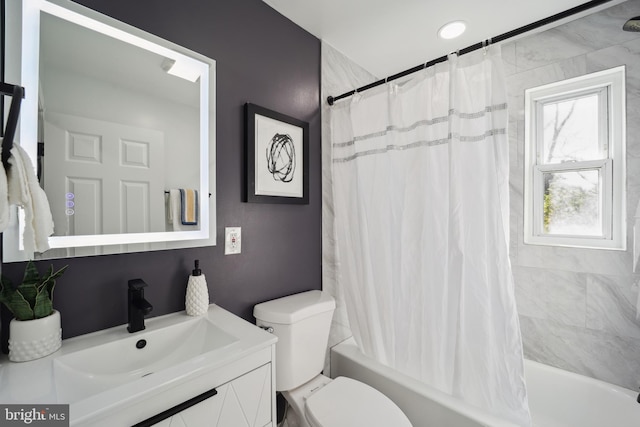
xmin=132 ymin=387 xmax=218 ymax=427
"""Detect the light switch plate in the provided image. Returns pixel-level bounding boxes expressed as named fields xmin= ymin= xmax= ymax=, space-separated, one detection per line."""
xmin=225 ymin=227 xmax=241 ymax=255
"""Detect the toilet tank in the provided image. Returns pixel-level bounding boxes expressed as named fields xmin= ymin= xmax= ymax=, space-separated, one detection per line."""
xmin=254 ymin=290 xmax=336 ymax=391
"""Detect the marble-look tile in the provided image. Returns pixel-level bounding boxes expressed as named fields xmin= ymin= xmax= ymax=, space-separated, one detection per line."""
xmin=321 ymin=41 xmax=377 ymax=97
xmin=554 ymin=1 xmax=640 ymax=53
xmin=513 ymin=267 xmax=547 ymax=319
xmin=506 ymin=55 xmax=587 ymax=100
xmin=515 ymin=116 xmax=525 ymax=167
xmin=513 ymin=266 xmax=586 ymax=327
xmin=627 ymin=158 xmax=640 ymax=263
xmin=509 ymin=212 xmax=520 ymax=263
xmin=626 ymin=158 xmax=640 ymax=219
xmin=508 ymin=119 xmax=520 ymax=169
xmin=543 ymin=272 xmax=586 ymax=323
xmin=502 ymin=42 xmax=517 ymax=77
xmin=586 ymin=274 xmax=640 ymax=339
xmin=507 ymin=93 xmax=524 ymax=124
xmin=519 ymin=316 xmax=640 ymax=390
xmin=513 ymin=0 xmax=640 ymax=73
xmin=509 ymin=169 xmax=523 ymax=221
xmin=609 ymin=0 xmax=640 ymax=21
xmin=586 ymin=39 xmax=640 ymax=98
xmin=514 ymin=28 xmax=591 ymax=73
xmin=509 ymin=222 xmax=521 ymax=267
xmin=516 ymin=240 xmax=632 ymax=275
xmin=514 ymin=210 xmax=526 ymax=246
xmin=626 ymin=95 xmax=640 ymax=159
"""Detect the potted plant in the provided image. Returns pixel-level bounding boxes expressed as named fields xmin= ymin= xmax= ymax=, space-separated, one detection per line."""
xmin=0 ymin=261 xmax=68 ymax=362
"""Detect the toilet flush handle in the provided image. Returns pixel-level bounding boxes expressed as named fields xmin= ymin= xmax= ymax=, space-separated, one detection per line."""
xmin=258 ymin=325 xmax=274 ymax=333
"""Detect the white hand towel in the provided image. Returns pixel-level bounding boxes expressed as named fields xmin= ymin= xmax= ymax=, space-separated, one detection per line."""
xmin=7 ymin=146 xmax=29 ymax=207
xmin=7 ymin=143 xmax=54 ymax=253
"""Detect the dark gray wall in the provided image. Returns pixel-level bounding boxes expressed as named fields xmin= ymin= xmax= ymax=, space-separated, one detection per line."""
xmin=1 ymin=0 xmax=321 ymax=346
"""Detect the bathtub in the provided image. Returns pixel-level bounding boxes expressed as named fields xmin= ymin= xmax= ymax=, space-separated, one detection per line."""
xmin=330 ymin=338 xmax=640 ymax=427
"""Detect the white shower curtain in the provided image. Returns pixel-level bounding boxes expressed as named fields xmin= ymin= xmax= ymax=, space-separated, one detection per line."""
xmin=330 ymin=46 xmax=531 ymax=426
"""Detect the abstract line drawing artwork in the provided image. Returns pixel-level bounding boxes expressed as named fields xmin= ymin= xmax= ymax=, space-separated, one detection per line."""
xmin=266 ymin=133 xmax=296 ymax=183
xmin=245 ymin=103 xmax=309 ymax=204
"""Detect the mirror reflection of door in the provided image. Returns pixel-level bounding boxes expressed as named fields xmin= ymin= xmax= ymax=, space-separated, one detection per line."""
xmin=43 ymin=112 xmax=165 ymax=256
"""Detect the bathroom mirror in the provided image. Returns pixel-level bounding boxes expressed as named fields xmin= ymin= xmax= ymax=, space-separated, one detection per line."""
xmin=3 ymin=0 xmax=216 ymax=261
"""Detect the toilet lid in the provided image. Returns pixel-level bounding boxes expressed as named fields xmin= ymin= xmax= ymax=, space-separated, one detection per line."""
xmin=305 ymin=377 xmax=412 ymax=427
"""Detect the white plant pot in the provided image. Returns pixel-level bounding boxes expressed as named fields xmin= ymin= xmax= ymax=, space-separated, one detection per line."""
xmin=8 ymin=310 xmax=62 ymax=362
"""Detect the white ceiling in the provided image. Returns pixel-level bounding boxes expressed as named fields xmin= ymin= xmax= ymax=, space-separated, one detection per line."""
xmin=263 ymin=0 xmax=626 ymax=78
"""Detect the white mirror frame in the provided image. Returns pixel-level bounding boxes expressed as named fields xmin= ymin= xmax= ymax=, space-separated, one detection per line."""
xmin=4 ymin=0 xmax=215 ymax=261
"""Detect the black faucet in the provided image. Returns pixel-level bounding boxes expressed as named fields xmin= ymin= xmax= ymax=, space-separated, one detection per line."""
xmin=127 ymin=279 xmax=153 ymax=333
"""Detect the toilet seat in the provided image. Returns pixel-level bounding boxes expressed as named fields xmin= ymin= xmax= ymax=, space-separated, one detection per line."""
xmin=304 ymin=377 xmax=412 ymax=427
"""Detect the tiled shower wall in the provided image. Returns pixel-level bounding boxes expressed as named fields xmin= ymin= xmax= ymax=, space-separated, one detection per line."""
xmin=505 ymin=0 xmax=640 ymax=390
xmin=321 ymin=42 xmax=377 ymax=373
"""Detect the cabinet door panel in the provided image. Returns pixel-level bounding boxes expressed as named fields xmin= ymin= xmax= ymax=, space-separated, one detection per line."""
xmin=155 ymin=363 xmax=272 ymax=427
xmin=231 ymin=363 xmax=272 ymax=427
xmin=177 ymin=384 xmax=228 ymax=426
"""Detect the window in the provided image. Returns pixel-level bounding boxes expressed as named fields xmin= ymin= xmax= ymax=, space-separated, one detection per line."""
xmin=524 ymin=67 xmax=626 ymax=250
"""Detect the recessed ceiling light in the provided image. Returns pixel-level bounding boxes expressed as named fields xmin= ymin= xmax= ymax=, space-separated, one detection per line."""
xmin=438 ymin=21 xmax=466 ymax=40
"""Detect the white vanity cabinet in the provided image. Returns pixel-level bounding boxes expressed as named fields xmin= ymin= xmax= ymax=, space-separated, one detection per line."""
xmin=0 ymin=306 xmax=278 ymax=427
xmin=150 ymin=364 xmax=272 ymax=427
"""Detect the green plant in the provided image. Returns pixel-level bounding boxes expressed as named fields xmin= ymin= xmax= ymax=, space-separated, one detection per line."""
xmin=0 ymin=261 xmax=68 ymax=321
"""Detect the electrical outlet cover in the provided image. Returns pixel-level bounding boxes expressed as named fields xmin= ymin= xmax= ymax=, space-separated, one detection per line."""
xmin=225 ymin=227 xmax=241 ymax=255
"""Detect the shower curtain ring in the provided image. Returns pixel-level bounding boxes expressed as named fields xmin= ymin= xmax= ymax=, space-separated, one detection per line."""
xmin=352 ymin=87 xmax=358 ymax=100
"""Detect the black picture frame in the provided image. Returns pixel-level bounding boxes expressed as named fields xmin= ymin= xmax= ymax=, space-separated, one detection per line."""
xmin=244 ymin=103 xmax=309 ymax=204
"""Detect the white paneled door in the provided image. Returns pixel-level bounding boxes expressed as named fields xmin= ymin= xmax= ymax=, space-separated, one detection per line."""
xmin=43 ymin=112 xmax=165 ymax=256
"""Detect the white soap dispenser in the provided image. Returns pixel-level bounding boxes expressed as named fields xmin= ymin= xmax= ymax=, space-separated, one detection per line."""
xmin=185 ymin=260 xmax=209 ymax=316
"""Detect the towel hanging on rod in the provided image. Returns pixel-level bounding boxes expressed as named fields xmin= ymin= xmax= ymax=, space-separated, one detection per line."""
xmin=1 ymin=82 xmax=26 ymax=171
xmin=164 ymin=190 xmax=212 ymax=197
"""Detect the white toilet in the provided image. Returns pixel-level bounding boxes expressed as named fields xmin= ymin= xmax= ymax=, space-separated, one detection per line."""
xmin=254 ymin=290 xmax=412 ymax=427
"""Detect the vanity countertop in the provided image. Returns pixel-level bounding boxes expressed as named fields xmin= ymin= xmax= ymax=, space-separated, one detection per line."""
xmin=0 ymin=305 xmax=277 ymax=425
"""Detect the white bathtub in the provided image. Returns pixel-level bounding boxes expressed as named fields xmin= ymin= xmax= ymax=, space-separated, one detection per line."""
xmin=330 ymin=338 xmax=640 ymax=427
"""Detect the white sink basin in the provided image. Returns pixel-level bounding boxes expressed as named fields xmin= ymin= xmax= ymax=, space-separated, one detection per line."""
xmin=53 ymin=315 xmax=237 ymax=402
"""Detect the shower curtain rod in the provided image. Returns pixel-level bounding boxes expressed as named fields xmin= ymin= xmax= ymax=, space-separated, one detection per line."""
xmin=327 ymin=0 xmax=614 ymax=106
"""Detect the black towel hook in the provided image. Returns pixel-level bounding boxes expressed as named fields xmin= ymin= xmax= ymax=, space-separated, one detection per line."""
xmin=1 ymin=82 xmax=26 ymax=171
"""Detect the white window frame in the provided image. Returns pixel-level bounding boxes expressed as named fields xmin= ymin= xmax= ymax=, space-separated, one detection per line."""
xmin=524 ymin=66 xmax=626 ymax=250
